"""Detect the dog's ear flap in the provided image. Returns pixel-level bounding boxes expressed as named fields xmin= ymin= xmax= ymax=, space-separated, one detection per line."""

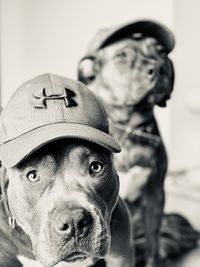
xmin=78 ymin=54 xmax=98 ymax=85
xmin=0 ymin=164 xmax=11 ymax=217
xmin=0 ymin=163 xmax=8 ymax=199
xmin=157 ymin=58 xmax=175 ymax=107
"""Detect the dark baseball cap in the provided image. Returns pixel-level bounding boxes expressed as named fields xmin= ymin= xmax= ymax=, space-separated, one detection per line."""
xmin=0 ymin=73 xmax=121 ymax=168
xmin=87 ymin=20 xmax=175 ymax=54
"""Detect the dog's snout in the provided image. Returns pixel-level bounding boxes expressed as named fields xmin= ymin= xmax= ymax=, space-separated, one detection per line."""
xmin=55 ymin=208 xmax=92 ymax=238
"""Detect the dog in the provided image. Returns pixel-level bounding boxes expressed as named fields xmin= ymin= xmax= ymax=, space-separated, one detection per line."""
xmin=0 ymin=74 xmax=134 ymax=267
xmin=78 ymin=20 xmax=175 ymax=267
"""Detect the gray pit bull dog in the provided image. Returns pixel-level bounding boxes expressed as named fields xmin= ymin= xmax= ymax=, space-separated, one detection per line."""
xmin=78 ymin=20 xmax=175 ymax=267
xmin=0 ymin=74 xmax=134 ymax=267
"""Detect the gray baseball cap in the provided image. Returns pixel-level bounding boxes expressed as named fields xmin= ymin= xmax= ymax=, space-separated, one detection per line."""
xmin=0 ymin=73 xmax=121 ymax=168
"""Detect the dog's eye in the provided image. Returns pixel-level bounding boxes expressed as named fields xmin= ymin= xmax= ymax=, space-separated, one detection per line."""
xmin=26 ymin=170 xmax=40 ymax=183
xmin=89 ymin=161 xmax=103 ymax=175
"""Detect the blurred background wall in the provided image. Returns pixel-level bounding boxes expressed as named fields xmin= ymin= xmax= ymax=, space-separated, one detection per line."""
xmin=1 ymin=0 xmax=200 ymax=228
xmin=171 ymin=0 xmax=200 ymax=171
xmin=0 ymin=0 xmax=173 ymax=148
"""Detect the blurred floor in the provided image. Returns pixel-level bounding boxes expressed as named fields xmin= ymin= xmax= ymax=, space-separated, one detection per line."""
xmin=163 ymin=167 xmax=200 ymax=266
xmin=165 ymin=167 xmax=200 ymax=230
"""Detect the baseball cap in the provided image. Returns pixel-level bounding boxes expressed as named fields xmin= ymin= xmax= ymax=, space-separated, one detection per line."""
xmin=86 ymin=19 xmax=175 ymax=55
xmin=0 ymin=73 xmax=121 ymax=168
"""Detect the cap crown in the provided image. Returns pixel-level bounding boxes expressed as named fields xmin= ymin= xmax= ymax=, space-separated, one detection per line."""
xmin=0 ymin=73 xmax=109 ymax=144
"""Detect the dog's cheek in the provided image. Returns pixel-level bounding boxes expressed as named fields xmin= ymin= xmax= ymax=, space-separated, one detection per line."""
xmin=107 ymin=171 xmax=120 ymax=210
xmin=96 ymin=61 xmax=132 ymax=104
xmin=97 ymin=170 xmax=119 ymax=218
xmin=7 ymin=181 xmax=39 ymax=235
xmin=102 ymin=61 xmax=131 ymax=86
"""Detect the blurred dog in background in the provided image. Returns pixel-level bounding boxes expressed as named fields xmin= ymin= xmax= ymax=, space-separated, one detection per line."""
xmin=78 ymin=20 xmax=175 ymax=267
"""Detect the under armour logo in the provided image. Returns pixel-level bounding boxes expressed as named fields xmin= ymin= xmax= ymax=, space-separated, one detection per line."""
xmin=34 ymin=88 xmax=77 ymax=108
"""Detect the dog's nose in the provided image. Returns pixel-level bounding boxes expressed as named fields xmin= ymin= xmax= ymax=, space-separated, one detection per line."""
xmin=55 ymin=208 xmax=92 ymax=238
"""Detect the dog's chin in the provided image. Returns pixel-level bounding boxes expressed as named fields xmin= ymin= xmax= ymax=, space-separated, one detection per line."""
xmin=39 ymin=252 xmax=90 ymax=267
xmin=34 ymin=226 xmax=110 ymax=267
xmin=62 ymin=252 xmax=88 ymax=263
xmin=36 ymin=243 xmax=109 ymax=267
xmin=35 ymin=253 xmax=85 ymax=267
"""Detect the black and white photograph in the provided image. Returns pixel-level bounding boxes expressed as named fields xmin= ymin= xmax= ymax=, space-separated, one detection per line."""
xmin=0 ymin=1 xmax=200 ymax=267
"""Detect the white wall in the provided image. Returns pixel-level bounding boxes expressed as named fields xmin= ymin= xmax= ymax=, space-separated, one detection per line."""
xmin=169 ymin=0 xmax=200 ymax=170
xmin=1 ymin=0 xmax=174 ymax=101
xmin=1 ymin=0 xmax=173 ymax=161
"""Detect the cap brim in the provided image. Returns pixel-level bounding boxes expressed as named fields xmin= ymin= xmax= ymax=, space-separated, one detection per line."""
xmin=0 ymin=123 xmax=121 ymax=168
xmin=99 ymin=20 xmax=175 ymax=54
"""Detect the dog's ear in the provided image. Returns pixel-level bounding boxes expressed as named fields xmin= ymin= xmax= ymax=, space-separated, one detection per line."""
xmin=0 ymin=164 xmax=8 ymax=199
xmin=0 ymin=164 xmax=11 ymax=218
xmin=78 ymin=54 xmax=99 ymax=85
xmin=157 ymin=58 xmax=175 ymax=107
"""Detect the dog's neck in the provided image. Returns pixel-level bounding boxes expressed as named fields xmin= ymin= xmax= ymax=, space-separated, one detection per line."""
xmin=105 ymin=103 xmax=161 ymax=147
xmin=0 ymin=200 xmax=34 ymax=260
xmin=105 ymin=102 xmax=155 ymax=129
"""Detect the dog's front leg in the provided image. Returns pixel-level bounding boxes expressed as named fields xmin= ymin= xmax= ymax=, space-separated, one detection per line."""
xmin=142 ymin=180 xmax=165 ymax=267
xmin=106 ymin=198 xmax=134 ymax=267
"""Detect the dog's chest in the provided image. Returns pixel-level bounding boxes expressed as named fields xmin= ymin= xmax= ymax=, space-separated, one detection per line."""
xmin=112 ymin=119 xmax=162 ymax=172
xmin=114 ymin=136 xmax=162 ymax=201
xmin=110 ymin=119 xmax=166 ymax=201
xmin=114 ymin=140 xmax=157 ymax=172
xmin=109 ymin=115 xmax=162 ymax=172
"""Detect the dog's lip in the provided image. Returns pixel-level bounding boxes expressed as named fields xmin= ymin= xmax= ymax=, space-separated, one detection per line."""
xmin=62 ymin=251 xmax=88 ymax=263
xmin=37 ymin=251 xmax=89 ymax=267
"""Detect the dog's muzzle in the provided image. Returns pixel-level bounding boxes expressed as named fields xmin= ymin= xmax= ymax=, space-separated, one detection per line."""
xmin=33 ymin=201 xmax=110 ymax=267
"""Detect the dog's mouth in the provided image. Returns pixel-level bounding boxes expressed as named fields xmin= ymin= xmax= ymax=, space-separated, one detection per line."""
xmin=62 ymin=251 xmax=88 ymax=263
xmin=39 ymin=251 xmax=90 ymax=267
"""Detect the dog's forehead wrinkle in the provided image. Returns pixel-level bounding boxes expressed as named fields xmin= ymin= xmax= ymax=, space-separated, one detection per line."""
xmin=109 ymin=38 xmax=137 ymax=50
xmin=102 ymin=38 xmax=158 ymax=58
xmin=16 ymin=139 xmax=110 ymax=171
xmin=67 ymin=145 xmax=91 ymax=161
xmin=97 ymin=39 xmax=132 ymax=61
xmin=65 ymin=143 xmax=109 ymax=164
xmin=16 ymin=153 xmax=57 ymax=171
